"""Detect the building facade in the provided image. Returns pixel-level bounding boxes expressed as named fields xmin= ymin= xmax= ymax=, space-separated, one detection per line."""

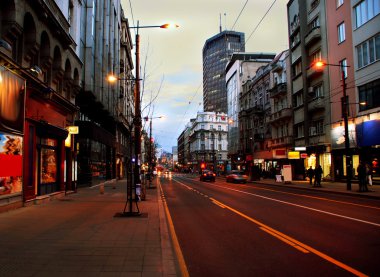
xmin=287 ymin=0 xmax=332 ymax=179
xmin=189 ymin=112 xmax=228 ymax=173
xmin=75 ymin=1 xmax=134 ymax=186
xmin=226 ymin=52 xmax=275 ymax=171
xmin=268 ymin=50 xmax=293 ymax=176
xmin=0 ymin=0 xmax=82 ymax=210
xmin=203 ymin=30 xmax=245 ymax=113
xmin=350 ymin=0 xmax=380 ymax=178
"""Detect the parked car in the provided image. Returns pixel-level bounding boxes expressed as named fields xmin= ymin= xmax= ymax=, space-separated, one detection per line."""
xmin=200 ymin=170 xmax=216 ymax=182
xmin=226 ymin=170 xmax=248 ymax=183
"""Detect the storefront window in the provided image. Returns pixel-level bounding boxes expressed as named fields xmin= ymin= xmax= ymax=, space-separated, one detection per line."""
xmin=343 ymin=155 xmax=359 ymax=176
xmin=306 ymin=154 xmax=317 ymax=169
xmin=40 ymin=148 xmax=57 ymax=184
xmin=319 ymin=153 xmax=331 ymax=178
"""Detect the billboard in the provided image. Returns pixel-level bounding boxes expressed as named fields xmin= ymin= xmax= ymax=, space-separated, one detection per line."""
xmin=0 ymin=66 xmax=26 ymax=134
xmin=0 ymin=132 xmax=23 ymax=195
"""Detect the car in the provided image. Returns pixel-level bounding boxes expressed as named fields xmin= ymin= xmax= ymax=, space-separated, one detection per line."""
xmin=200 ymin=170 xmax=216 ymax=182
xmin=226 ymin=170 xmax=248 ymax=183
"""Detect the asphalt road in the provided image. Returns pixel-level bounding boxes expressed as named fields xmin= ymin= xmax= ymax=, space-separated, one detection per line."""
xmin=159 ymin=173 xmax=380 ymax=277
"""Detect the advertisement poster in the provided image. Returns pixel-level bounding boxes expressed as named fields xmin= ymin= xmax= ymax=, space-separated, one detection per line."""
xmin=0 ymin=132 xmax=23 ymax=195
xmin=0 ymin=66 xmax=26 ymax=134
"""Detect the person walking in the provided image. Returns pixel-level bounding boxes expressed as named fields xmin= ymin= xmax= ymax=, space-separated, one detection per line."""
xmin=306 ymin=166 xmax=314 ymax=186
xmin=314 ymin=165 xmax=323 ymax=187
xmin=357 ymin=162 xmax=368 ymax=192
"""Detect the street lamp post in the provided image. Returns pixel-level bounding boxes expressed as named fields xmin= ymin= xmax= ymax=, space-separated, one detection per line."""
xmin=313 ymin=61 xmax=352 ymax=190
xmin=109 ymin=21 xmax=178 ymax=216
xmin=128 ymin=21 xmax=178 ymax=215
xmin=144 ymin=115 xmax=164 ymax=188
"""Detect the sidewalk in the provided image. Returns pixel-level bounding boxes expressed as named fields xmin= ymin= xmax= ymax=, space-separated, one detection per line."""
xmin=253 ymin=178 xmax=380 ymax=200
xmin=0 ymin=178 xmax=180 ymax=277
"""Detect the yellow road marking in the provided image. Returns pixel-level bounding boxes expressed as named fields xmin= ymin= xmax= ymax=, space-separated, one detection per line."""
xmin=260 ymin=227 xmax=309 ymax=253
xmin=158 ymin=179 xmax=189 ymax=277
xmin=209 ymin=197 xmax=368 ymax=277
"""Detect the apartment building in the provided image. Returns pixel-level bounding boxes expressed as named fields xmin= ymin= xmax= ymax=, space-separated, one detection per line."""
xmin=225 ymin=52 xmax=274 ymax=170
xmin=287 ymin=0 xmax=332 ymax=179
xmin=189 ymin=112 xmax=229 ymax=173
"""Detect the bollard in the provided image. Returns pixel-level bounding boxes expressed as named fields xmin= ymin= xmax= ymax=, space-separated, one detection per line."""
xmin=99 ymin=183 xmax=104 ymax=194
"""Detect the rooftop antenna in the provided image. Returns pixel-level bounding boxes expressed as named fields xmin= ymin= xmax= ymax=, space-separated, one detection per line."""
xmin=219 ymin=13 xmax=222 ymax=32
xmin=224 ymin=13 xmax=227 ymax=31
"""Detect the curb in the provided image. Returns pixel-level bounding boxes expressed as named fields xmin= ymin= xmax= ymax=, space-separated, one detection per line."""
xmin=250 ymin=180 xmax=380 ymax=200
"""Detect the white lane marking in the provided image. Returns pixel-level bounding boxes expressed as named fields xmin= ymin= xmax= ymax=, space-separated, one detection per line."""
xmin=210 ymin=184 xmax=380 ymax=228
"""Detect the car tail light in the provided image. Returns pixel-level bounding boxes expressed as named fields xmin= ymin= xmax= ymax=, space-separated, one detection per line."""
xmin=213 ymin=174 xmax=216 ymax=177
xmin=203 ymin=174 xmax=207 ymax=176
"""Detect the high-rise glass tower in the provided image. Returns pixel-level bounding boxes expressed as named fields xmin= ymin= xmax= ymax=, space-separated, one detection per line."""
xmin=202 ymin=31 xmax=245 ymax=113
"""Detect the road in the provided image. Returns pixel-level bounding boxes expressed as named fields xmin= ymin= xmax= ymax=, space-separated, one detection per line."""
xmin=159 ymin=173 xmax=380 ymax=277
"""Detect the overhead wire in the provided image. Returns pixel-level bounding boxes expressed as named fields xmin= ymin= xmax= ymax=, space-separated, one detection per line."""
xmin=231 ymin=0 xmax=249 ymax=31
xmin=245 ymin=0 xmax=277 ymax=45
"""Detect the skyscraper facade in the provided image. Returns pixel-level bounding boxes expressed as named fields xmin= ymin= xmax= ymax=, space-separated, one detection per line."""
xmin=203 ymin=31 xmax=245 ymax=113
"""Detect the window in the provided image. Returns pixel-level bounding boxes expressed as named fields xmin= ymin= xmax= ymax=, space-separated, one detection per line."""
xmin=356 ymin=33 xmax=380 ymax=68
xmin=292 ymin=60 xmax=302 ymax=77
xmin=293 ymin=91 xmax=304 ymax=107
xmin=295 ymin=123 xmax=304 ymax=138
xmin=338 ymin=22 xmax=346 ymax=43
xmin=309 ymin=16 xmax=320 ymax=30
xmin=311 ymin=50 xmax=322 ymax=63
xmin=218 ymin=125 xmax=221 ymax=131
xmin=354 ymin=0 xmax=380 ymax=28
xmin=337 ymin=0 xmax=344 ymax=7
xmin=210 ymin=125 xmax=213 ymax=130
xmin=339 ymin=59 xmax=348 ymax=79
xmin=358 ymin=78 xmax=380 ymax=111
xmin=314 ymin=83 xmax=324 ymax=98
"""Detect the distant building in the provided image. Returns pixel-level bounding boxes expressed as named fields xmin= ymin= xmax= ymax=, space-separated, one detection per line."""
xmin=225 ymin=52 xmax=275 ymax=169
xmin=189 ymin=112 xmax=229 ymax=173
xmin=203 ymin=30 xmax=245 ymax=113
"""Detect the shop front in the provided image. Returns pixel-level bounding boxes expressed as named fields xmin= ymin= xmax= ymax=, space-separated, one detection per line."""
xmin=331 ymin=123 xmax=359 ymax=181
xmin=0 ymin=66 xmax=25 ymax=211
xmin=306 ymin=145 xmax=332 ymax=180
xmin=356 ymin=115 xmax=380 ymax=180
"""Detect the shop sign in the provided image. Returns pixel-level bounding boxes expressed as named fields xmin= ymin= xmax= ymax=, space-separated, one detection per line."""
xmin=288 ymin=151 xmax=300 ymax=159
xmin=356 ymin=119 xmax=380 ymax=147
xmin=331 ymin=124 xmax=356 ymax=149
xmin=67 ymin=126 xmax=79 ymax=134
xmin=300 ymin=153 xmax=308 ymax=159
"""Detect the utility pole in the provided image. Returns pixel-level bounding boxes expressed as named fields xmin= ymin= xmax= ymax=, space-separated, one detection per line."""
xmin=342 ymin=65 xmax=352 ymax=191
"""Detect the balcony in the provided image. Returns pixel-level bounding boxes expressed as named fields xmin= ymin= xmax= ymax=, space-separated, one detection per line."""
xmin=269 ymin=83 xmax=287 ymax=98
xmin=268 ymin=108 xmax=292 ymax=124
xmin=307 ymin=97 xmax=325 ymax=111
xmin=306 ymin=64 xmax=323 ymax=79
xmin=305 ymin=26 xmax=321 ymax=47
xmin=271 ymin=136 xmax=293 ymax=148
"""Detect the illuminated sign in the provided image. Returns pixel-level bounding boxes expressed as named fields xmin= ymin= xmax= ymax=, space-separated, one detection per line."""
xmin=67 ymin=126 xmax=79 ymax=134
xmin=288 ymin=151 xmax=300 ymax=159
xmin=295 ymin=147 xmax=306 ymax=151
xmin=300 ymin=153 xmax=308 ymax=159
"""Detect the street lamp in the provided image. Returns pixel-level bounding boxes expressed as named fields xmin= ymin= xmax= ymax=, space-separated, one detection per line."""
xmin=121 ymin=21 xmax=178 ymax=216
xmin=312 ymin=60 xmax=352 ymax=190
xmin=144 ymin=115 xmax=164 ymax=188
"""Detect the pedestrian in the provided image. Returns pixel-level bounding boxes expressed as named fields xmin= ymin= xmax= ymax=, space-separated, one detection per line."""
xmin=357 ymin=162 xmax=368 ymax=192
xmin=314 ymin=165 xmax=323 ymax=187
xmin=366 ymin=163 xmax=373 ymax=186
xmin=306 ymin=166 xmax=314 ymax=186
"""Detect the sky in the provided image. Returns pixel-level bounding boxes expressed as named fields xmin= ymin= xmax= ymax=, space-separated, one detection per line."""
xmin=121 ymin=0 xmax=290 ymax=152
